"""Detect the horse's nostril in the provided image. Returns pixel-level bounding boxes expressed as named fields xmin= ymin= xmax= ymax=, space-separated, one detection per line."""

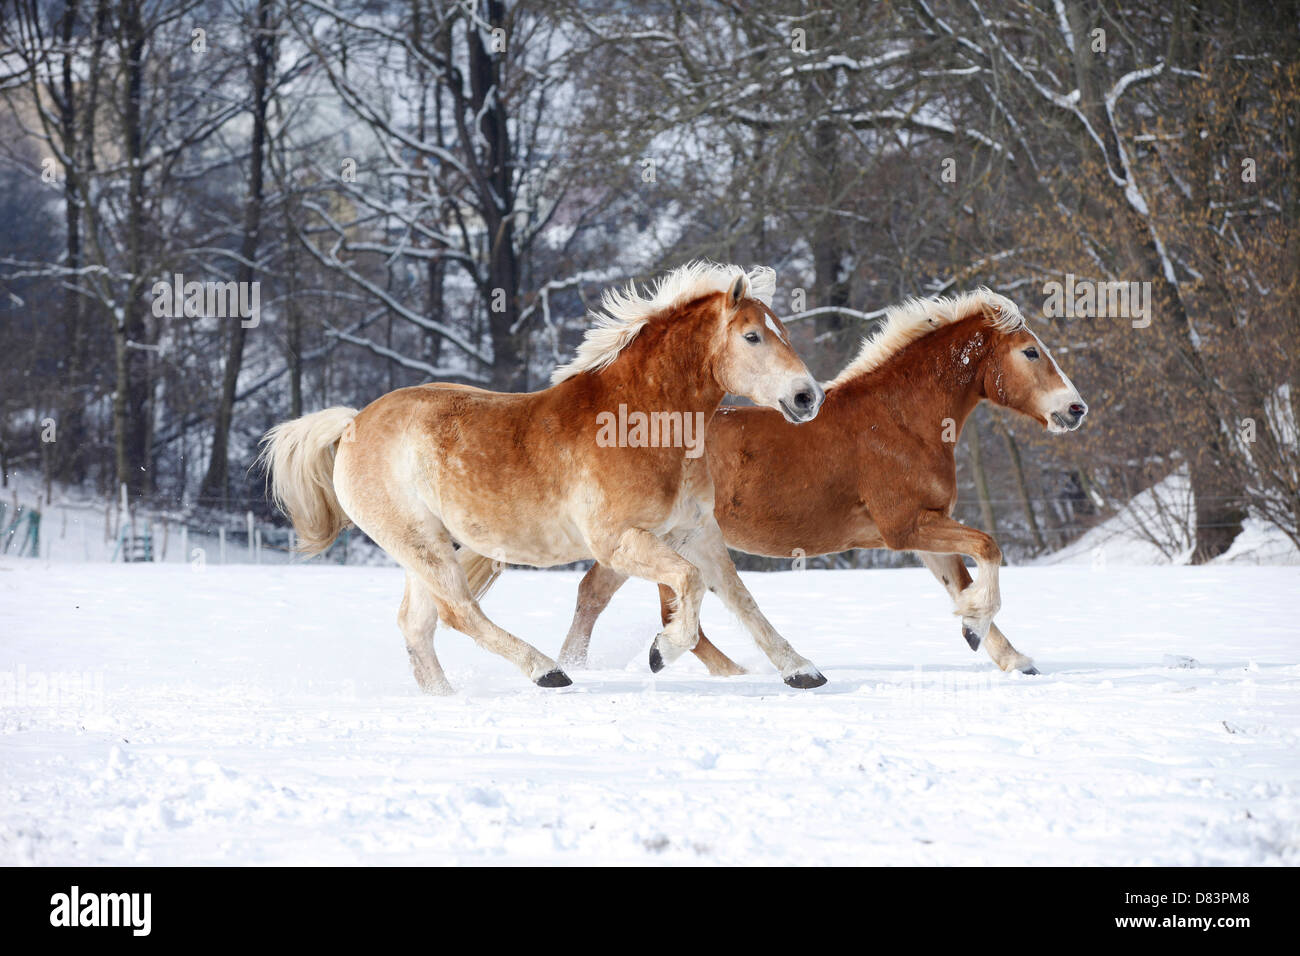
xmin=794 ymin=390 xmax=813 ymax=409
xmin=1069 ymin=403 xmax=1086 ymax=417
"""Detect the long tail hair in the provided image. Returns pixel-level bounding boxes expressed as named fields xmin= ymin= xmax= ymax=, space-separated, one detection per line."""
xmin=257 ymin=407 xmax=358 ymax=556
xmin=457 ymin=548 xmax=502 ymax=601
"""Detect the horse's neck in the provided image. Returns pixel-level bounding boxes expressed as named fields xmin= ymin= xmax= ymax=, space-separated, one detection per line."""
xmin=837 ymin=319 xmax=989 ymax=440
xmin=589 ymin=313 xmax=725 ymax=414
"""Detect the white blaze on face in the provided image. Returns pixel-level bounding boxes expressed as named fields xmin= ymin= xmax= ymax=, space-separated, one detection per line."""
xmin=764 ymin=314 xmax=789 ymax=344
xmin=1030 ymin=331 xmax=1085 ymax=432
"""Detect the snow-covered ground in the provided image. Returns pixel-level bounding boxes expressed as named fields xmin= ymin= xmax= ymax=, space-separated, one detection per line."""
xmin=2 ymin=557 xmax=1297 ymax=865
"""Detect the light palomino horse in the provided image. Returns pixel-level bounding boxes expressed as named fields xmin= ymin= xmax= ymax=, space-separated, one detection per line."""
xmin=260 ymin=262 xmax=828 ymax=693
xmin=466 ymin=288 xmax=1085 ymax=676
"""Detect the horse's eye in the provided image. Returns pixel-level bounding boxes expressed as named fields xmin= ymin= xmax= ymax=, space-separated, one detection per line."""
xmin=743 ymin=331 xmax=761 ymax=344
xmin=1023 ymin=347 xmax=1039 ymax=360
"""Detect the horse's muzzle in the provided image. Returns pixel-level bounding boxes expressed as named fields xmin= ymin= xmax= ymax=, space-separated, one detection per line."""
xmin=780 ymin=380 xmax=825 ymax=424
xmin=1051 ymin=401 xmax=1088 ymax=431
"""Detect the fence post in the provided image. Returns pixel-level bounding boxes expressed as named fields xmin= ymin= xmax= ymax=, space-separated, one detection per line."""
xmin=24 ymin=509 xmax=40 ymax=558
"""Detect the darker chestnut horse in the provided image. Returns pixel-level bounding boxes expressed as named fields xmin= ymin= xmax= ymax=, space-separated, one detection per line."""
xmin=262 ymin=262 xmax=829 ymax=694
xmin=482 ymin=288 xmax=1086 ymax=676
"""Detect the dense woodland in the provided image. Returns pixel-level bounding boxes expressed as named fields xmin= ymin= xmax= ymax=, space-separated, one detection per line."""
xmin=0 ymin=0 xmax=1296 ymax=566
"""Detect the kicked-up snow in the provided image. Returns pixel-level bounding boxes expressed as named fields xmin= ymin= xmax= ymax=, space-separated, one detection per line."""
xmin=1 ymin=559 xmax=1297 ymax=865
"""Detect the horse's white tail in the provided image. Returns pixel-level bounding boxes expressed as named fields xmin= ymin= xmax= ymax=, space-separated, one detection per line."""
xmin=457 ymin=548 xmax=503 ymax=601
xmin=258 ymin=407 xmax=358 ymax=556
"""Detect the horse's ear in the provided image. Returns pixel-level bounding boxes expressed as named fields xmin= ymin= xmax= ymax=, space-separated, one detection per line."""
xmin=728 ymin=273 xmax=749 ymax=308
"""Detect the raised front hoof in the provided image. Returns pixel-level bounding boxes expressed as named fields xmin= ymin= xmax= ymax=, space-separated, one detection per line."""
xmin=783 ymin=669 xmax=827 ymax=689
xmin=961 ymin=625 xmax=982 ymax=651
xmin=534 ymin=668 xmax=572 ymax=688
xmin=648 ymin=643 xmax=666 ymax=673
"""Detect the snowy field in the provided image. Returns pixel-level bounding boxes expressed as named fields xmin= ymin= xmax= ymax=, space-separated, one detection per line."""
xmin=2 ymin=558 xmax=1298 ymax=866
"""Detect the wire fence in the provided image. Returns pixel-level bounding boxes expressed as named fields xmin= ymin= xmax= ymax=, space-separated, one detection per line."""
xmin=2 ymin=477 xmax=1287 ymax=569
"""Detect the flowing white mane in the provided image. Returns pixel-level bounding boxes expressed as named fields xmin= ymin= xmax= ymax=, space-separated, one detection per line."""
xmin=827 ymin=287 xmax=1025 ymax=388
xmin=551 ymin=261 xmax=776 ymax=385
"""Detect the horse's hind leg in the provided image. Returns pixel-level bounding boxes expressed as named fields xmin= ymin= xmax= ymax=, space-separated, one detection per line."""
xmin=399 ymin=573 xmax=454 ymax=695
xmin=558 ymin=562 xmax=628 ymax=668
xmin=918 ymin=553 xmax=1036 ymax=674
xmin=656 ymin=584 xmax=747 ymax=677
xmin=420 ymin=536 xmax=570 ymax=687
xmin=371 ymin=517 xmax=569 ymax=688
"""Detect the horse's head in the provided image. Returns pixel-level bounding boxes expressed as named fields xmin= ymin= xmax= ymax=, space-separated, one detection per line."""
xmin=984 ymin=322 xmax=1087 ymax=434
xmin=712 ymin=272 xmax=823 ymax=423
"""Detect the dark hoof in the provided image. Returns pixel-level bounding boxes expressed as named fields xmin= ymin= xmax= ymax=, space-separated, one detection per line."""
xmin=1021 ymin=666 xmax=1040 ymax=676
xmin=962 ymin=626 xmax=981 ymax=651
xmin=648 ymin=642 xmax=665 ymax=673
xmin=535 ymin=669 xmax=572 ymax=688
xmin=783 ymin=670 xmax=827 ymax=689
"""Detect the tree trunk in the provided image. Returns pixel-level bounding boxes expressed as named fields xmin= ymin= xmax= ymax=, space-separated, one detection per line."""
xmin=810 ymin=116 xmax=853 ymax=355
xmin=996 ymin=418 xmax=1045 ymax=553
xmin=468 ymin=1 xmax=522 ymax=390
xmin=1065 ymin=0 xmax=1243 ymax=560
xmin=427 ymin=254 xmax=446 ymax=371
xmin=966 ymin=411 xmax=998 ymax=539
xmin=284 ymin=187 xmax=303 ymax=418
xmin=56 ymin=0 xmax=86 ymax=486
xmin=199 ymin=0 xmax=273 ymax=506
xmin=116 ymin=0 xmax=151 ymax=500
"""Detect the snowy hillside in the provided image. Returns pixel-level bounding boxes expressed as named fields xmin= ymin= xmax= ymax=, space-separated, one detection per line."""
xmin=2 ymin=559 xmax=1297 ymax=865
xmin=1037 ymin=471 xmax=1299 ymax=567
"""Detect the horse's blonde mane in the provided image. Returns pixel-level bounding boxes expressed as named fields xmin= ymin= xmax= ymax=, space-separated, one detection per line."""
xmin=827 ymin=287 xmax=1025 ymax=388
xmin=551 ymin=261 xmax=776 ymax=385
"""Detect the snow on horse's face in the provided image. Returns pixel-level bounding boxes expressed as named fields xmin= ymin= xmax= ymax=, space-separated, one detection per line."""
xmin=985 ymin=324 xmax=1087 ymax=434
xmin=713 ymin=275 xmax=824 ymax=424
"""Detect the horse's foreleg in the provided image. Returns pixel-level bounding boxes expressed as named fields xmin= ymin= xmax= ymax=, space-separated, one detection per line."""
xmin=678 ymin=520 xmax=824 ymax=688
xmin=599 ymin=527 xmax=705 ymax=672
xmin=918 ymin=552 xmax=1036 ymax=674
xmin=656 ymin=584 xmax=747 ymax=677
xmin=558 ymin=562 xmax=628 ymax=668
xmin=888 ymin=512 xmax=1001 ymax=649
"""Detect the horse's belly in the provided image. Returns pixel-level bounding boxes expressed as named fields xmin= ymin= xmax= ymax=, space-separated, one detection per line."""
xmin=438 ymin=495 xmax=589 ymax=568
xmin=717 ymin=500 xmax=874 ymax=558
